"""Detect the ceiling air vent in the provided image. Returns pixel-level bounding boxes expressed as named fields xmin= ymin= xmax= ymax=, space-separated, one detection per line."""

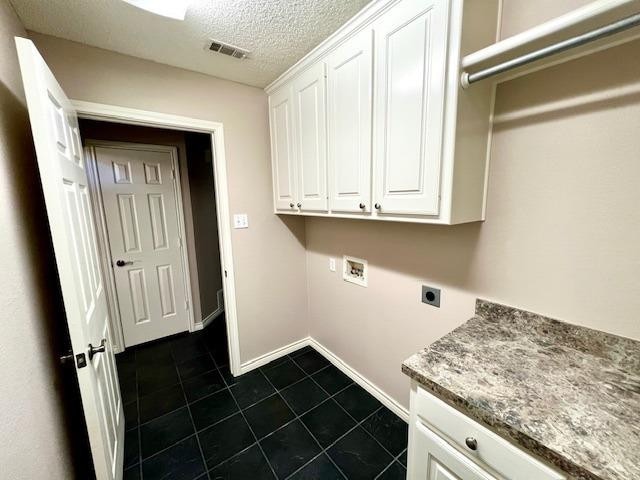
xmin=207 ymin=39 xmax=250 ymax=60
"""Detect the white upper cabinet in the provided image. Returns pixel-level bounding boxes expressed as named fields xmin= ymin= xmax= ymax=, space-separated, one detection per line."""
xmin=293 ymin=62 xmax=328 ymax=212
xmin=326 ymin=28 xmax=373 ymax=213
xmin=373 ymin=0 xmax=448 ymax=216
xmin=267 ymin=0 xmax=500 ymax=224
xmin=269 ymin=86 xmax=297 ymax=211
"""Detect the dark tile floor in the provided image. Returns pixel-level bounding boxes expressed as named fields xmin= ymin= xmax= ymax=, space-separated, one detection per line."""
xmin=116 ymin=315 xmax=408 ymax=480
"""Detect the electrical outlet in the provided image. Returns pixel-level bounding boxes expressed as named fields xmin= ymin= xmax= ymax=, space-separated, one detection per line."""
xmin=329 ymin=258 xmax=336 ymax=272
xmin=233 ymin=213 xmax=248 ymax=229
xmin=422 ymin=285 xmax=441 ymax=307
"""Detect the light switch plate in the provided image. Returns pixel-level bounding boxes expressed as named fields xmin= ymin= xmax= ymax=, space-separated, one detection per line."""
xmin=233 ymin=213 xmax=249 ymax=229
xmin=329 ymin=258 xmax=336 ymax=272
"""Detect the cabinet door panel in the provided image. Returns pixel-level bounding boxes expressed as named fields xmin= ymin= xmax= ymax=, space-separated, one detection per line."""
xmin=269 ymin=87 xmax=297 ymax=211
xmin=410 ymin=420 xmax=496 ymax=480
xmin=373 ymin=0 xmax=449 ymax=216
xmin=327 ymin=28 xmax=373 ymax=213
xmin=293 ymin=62 xmax=328 ymax=212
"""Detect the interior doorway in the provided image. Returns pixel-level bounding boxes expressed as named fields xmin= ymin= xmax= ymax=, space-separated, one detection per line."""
xmin=69 ymin=104 xmax=239 ymax=373
xmin=80 ymin=120 xmax=225 ymax=350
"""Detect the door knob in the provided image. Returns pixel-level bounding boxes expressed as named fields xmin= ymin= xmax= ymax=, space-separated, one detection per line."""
xmin=374 ymin=203 xmax=381 ymax=210
xmin=88 ymin=339 xmax=106 ymax=360
xmin=297 ymin=203 xmax=302 ymax=208
xmin=465 ymin=437 xmax=478 ymax=451
xmin=115 ymin=260 xmax=133 ymax=267
xmin=289 ymin=202 xmax=295 ymax=208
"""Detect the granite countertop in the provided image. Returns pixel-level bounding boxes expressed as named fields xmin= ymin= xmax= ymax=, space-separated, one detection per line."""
xmin=402 ymin=300 xmax=640 ymax=480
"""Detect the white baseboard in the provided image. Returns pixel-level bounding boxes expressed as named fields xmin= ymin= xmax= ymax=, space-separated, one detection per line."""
xmin=309 ymin=337 xmax=409 ymax=422
xmin=236 ymin=334 xmax=408 ymax=422
xmin=240 ymin=337 xmax=311 ymax=374
xmin=194 ymin=289 xmax=224 ymax=331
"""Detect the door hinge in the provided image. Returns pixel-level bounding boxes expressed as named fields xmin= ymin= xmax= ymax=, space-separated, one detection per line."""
xmin=171 ymin=169 xmax=176 ymax=180
xmin=185 ymin=299 xmax=190 ymax=310
xmin=224 ymin=270 xmax=228 ymax=278
xmin=178 ymin=237 xmax=183 ymax=248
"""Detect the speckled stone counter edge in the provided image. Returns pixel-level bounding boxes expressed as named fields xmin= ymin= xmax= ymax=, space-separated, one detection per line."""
xmin=400 ymin=299 xmax=640 ymax=480
xmin=401 ymin=363 xmax=590 ymax=480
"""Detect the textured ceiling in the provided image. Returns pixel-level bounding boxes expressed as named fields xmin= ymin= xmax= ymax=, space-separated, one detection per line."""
xmin=9 ymin=0 xmax=371 ymax=88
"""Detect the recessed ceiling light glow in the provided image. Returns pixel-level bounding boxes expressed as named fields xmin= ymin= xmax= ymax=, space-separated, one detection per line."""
xmin=121 ymin=0 xmax=191 ymax=20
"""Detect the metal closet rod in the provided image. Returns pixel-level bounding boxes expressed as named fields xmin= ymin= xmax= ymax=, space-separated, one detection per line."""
xmin=461 ymin=11 xmax=640 ymax=88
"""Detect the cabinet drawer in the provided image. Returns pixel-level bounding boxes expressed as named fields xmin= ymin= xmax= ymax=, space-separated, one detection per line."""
xmin=413 ymin=385 xmax=565 ymax=480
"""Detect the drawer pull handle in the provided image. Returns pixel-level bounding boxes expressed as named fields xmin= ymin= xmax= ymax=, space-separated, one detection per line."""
xmin=465 ymin=437 xmax=478 ymax=451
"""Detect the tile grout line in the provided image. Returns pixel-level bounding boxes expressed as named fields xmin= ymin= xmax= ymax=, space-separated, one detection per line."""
xmin=209 ymin=345 xmax=280 ymax=480
xmin=203 ymin=348 xmax=401 ymax=478
xmin=288 ymin=353 xmax=404 ymax=476
xmin=294 ymin=354 xmax=403 ymax=459
xmin=174 ymin=348 xmax=212 ymax=480
xmin=256 ymin=367 xmax=349 ymax=480
xmin=138 ymin=432 xmax=200 ymax=464
xmin=281 ymin=403 xmax=385 ymax=479
xmin=308 ymin=373 xmax=399 ymax=459
xmin=123 ymin=330 xmax=406 ymax=480
xmin=373 ymin=448 xmax=408 ymax=479
xmin=132 ymin=349 xmax=331 ymax=437
xmin=132 ymin=392 xmax=382 ymax=477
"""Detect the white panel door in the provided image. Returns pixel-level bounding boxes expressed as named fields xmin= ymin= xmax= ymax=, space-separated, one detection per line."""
xmin=410 ymin=420 xmax=497 ymax=480
xmin=94 ymin=143 xmax=189 ymax=347
xmin=269 ymin=86 xmax=298 ymax=211
xmin=16 ymin=37 xmax=124 ymax=480
xmin=293 ymin=62 xmax=328 ymax=212
xmin=327 ymin=28 xmax=373 ymax=213
xmin=373 ymin=0 xmax=449 ymax=216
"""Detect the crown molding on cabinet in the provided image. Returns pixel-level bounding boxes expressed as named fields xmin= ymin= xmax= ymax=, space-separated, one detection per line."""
xmin=265 ymin=0 xmax=401 ymax=94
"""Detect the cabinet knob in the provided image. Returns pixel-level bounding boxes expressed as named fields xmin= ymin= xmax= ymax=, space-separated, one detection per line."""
xmin=374 ymin=203 xmax=381 ymax=210
xmin=297 ymin=203 xmax=302 ymax=208
xmin=465 ymin=437 xmax=478 ymax=451
xmin=289 ymin=202 xmax=295 ymax=208
xmin=359 ymin=203 xmax=365 ymax=209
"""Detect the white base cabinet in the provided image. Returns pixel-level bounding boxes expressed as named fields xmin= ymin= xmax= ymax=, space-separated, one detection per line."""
xmin=267 ymin=0 xmax=500 ymax=225
xmin=407 ymin=383 xmax=566 ymax=480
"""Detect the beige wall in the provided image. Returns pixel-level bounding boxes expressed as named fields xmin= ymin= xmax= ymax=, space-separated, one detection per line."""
xmin=0 ymin=1 xmax=79 ymax=477
xmin=30 ymin=32 xmax=308 ymax=363
xmin=307 ymin=1 xmax=640 ymax=408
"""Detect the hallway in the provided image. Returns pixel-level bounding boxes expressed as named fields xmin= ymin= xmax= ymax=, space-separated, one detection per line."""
xmin=117 ymin=316 xmax=408 ymax=479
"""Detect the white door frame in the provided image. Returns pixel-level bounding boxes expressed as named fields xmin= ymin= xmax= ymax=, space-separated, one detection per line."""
xmin=73 ymin=100 xmax=242 ymax=376
xmin=84 ymin=141 xmax=195 ymax=349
